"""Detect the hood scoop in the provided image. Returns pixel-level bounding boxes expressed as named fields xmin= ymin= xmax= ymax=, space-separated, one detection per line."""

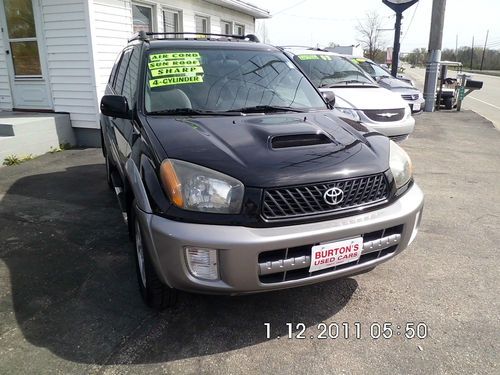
xmin=271 ymin=133 xmax=333 ymax=149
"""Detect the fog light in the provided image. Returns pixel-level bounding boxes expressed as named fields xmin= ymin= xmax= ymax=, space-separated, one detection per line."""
xmin=185 ymin=247 xmax=219 ymax=280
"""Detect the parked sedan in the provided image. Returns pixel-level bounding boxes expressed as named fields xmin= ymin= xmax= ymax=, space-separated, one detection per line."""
xmin=284 ymin=48 xmax=415 ymax=141
xmin=351 ymin=57 xmax=425 ymax=113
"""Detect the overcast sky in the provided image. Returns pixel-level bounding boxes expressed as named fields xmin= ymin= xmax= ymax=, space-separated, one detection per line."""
xmin=251 ymin=0 xmax=500 ymax=53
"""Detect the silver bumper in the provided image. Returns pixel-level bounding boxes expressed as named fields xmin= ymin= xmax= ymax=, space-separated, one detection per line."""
xmin=137 ymin=183 xmax=424 ymax=294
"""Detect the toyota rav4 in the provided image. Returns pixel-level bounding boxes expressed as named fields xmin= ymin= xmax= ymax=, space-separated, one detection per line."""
xmin=100 ymin=32 xmax=424 ymax=310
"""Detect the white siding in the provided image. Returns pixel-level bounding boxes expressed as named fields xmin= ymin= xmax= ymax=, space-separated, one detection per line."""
xmin=90 ymin=0 xmax=132 ymax=102
xmin=40 ymin=0 xmax=98 ymax=129
xmin=0 ymin=17 xmax=12 ymax=110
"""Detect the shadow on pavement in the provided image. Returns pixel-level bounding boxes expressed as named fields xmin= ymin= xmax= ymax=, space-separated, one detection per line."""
xmin=0 ymin=162 xmax=357 ymax=365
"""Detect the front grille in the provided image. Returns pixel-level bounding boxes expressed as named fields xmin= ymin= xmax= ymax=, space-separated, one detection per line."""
xmin=258 ymin=225 xmax=403 ymax=283
xmin=401 ymin=94 xmax=419 ymax=101
xmin=262 ymin=173 xmax=389 ymax=220
xmin=362 ymin=108 xmax=405 ymax=122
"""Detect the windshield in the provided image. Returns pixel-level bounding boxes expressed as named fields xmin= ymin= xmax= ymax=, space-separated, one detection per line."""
xmin=355 ymin=60 xmax=391 ymax=78
xmin=292 ymin=54 xmax=375 ymax=88
xmin=144 ymin=48 xmax=327 ymax=114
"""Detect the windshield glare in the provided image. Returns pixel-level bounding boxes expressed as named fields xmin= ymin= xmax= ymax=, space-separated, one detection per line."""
xmin=144 ymin=49 xmax=327 ymax=114
xmin=292 ymin=54 xmax=375 ymax=87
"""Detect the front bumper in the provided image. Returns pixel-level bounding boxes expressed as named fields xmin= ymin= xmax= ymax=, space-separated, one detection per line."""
xmin=407 ymin=98 xmax=425 ymax=113
xmin=137 ymin=183 xmax=424 ymax=295
xmin=361 ymin=115 xmax=415 ymax=138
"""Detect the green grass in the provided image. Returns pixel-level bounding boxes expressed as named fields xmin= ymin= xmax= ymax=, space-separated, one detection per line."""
xmin=3 ymin=154 xmax=34 ymax=166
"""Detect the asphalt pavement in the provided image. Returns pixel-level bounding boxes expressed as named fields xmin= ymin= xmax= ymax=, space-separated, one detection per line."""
xmin=404 ymin=65 xmax=500 ymax=129
xmin=0 ymin=111 xmax=499 ymax=374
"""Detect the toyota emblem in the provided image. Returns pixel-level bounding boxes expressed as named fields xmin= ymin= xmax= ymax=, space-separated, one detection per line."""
xmin=323 ymin=187 xmax=344 ymax=206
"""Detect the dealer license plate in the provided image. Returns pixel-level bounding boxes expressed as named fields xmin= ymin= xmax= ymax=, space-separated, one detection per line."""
xmin=309 ymin=237 xmax=363 ymax=273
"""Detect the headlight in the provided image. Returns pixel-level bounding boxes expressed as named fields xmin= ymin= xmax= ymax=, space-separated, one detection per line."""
xmin=389 ymin=140 xmax=413 ymax=189
xmin=160 ymin=159 xmax=244 ymax=213
xmin=334 ymin=107 xmax=361 ymax=122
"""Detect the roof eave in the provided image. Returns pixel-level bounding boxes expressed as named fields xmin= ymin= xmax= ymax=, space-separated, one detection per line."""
xmin=204 ymin=0 xmax=271 ymax=19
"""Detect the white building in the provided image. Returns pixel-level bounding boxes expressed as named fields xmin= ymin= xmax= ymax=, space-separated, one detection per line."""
xmin=0 ymin=0 xmax=269 ymax=147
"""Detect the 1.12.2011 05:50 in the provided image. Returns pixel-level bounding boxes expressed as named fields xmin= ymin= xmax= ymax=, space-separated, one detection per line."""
xmin=264 ymin=322 xmax=429 ymax=340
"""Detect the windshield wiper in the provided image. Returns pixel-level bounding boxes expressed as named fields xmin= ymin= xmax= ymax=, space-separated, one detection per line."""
xmin=323 ymin=80 xmax=373 ymax=87
xmin=226 ymin=105 xmax=307 ymax=113
xmin=147 ymin=108 xmax=240 ymax=116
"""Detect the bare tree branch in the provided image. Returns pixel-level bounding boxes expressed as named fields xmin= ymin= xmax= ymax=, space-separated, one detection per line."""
xmin=355 ymin=11 xmax=385 ymax=60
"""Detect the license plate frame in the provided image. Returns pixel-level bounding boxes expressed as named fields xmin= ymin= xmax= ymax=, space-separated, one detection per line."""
xmin=309 ymin=237 xmax=363 ymax=273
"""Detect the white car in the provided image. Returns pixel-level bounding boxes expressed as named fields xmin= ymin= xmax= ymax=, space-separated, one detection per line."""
xmin=349 ymin=57 xmax=425 ymax=113
xmin=284 ymin=48 xmax=415 ymax=141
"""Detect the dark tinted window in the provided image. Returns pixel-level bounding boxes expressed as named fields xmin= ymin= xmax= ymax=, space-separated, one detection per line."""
xmin=122 ymin=47 xmax=140 ymax=105
xmin=114 ymin=48 xmax=132 ymax=93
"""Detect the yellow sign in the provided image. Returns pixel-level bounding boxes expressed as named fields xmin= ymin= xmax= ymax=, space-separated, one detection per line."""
xmin=150 ymin=66 xmax=204 ymax=77
xmin=148 ymin=59 xmax=201 ymax=69
xmin=149 ymin=75 xmax=204 ymax=88
xmin=297 ymin=54 xmax=332 ymax=61
xmin=149 ymin=52 xmax=201 ymax=61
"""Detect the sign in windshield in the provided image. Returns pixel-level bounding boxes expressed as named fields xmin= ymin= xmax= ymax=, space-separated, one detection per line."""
xmin=145 ymin=49 xmax=327 ymax=114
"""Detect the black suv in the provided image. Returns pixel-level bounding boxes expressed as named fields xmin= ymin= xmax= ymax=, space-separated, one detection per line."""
xmin=100 ymin=32 xmax=423 ymax=310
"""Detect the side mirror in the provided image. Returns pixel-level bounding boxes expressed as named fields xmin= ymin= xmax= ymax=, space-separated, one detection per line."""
xmin=100 ymin=95 xmax=132 ymax=119
xmin=322 ymin=91 xmax=336 ymax=108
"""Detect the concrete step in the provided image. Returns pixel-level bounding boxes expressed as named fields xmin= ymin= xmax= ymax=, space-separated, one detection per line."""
xmin=0 ymin=111 xmax=75 ymax=162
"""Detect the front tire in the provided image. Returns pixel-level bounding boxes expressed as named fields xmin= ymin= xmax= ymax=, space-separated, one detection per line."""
xmin=131 ymin=201 xmax=177 ymax=310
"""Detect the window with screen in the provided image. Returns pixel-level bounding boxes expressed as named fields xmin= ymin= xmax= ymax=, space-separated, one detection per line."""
xmin=235 ymin=23 xmax=245 ymax=36
xmin=195 ymin=15 xmax=209 ymax=33
xmin=220 ymin=20 xmax=232 ymax=35
xmin=132 ymin=3 xmax=153 ymax=33
xmin=163 ymin=9 xmax=181 ymax=33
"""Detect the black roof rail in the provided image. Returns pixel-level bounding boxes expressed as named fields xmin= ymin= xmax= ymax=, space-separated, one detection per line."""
xmin=128 ymin=32 xmax=260 ymax=43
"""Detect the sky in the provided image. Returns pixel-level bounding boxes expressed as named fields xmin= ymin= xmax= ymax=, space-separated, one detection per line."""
xmin=250 ymin=0 xmax=500 ymax=53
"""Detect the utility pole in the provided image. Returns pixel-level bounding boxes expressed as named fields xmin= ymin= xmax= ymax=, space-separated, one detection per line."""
xmin=480 ymin=30 xmax=489 ymax=71
xmin=470 ymin=36 xmax=474 ymax=70
xmin=455 ymin=34 xmax=458 ymax=60
xmin=382 ymin=0 xmax=419 ymax=77
xmin=423 ymin=0 xmax=446 ymax=112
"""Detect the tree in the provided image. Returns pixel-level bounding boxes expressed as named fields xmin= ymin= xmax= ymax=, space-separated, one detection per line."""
xmin=355 ymin=11 xmax=385 ymax=60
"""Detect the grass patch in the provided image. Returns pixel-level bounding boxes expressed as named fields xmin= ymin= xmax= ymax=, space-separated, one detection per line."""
xmin=3 ymin=154 xmax=34 ymax=166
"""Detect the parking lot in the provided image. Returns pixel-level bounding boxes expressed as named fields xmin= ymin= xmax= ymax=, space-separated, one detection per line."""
xmin=0 ymin=110 xmax=499 ymax=374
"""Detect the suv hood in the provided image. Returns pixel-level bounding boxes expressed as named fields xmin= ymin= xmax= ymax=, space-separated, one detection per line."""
xmin=320 ymin=87 xmax=407 ymax=110
xmin=145 ymin=112 xmax=389 ymax=187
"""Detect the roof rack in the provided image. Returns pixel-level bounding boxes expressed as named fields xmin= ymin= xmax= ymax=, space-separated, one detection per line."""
xmin=128 ymin=31 xmax=260 ymax=43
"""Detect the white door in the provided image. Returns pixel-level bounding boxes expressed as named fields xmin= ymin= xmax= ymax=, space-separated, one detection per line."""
xmin=0 ymin=0 xmax=52 ymax=109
